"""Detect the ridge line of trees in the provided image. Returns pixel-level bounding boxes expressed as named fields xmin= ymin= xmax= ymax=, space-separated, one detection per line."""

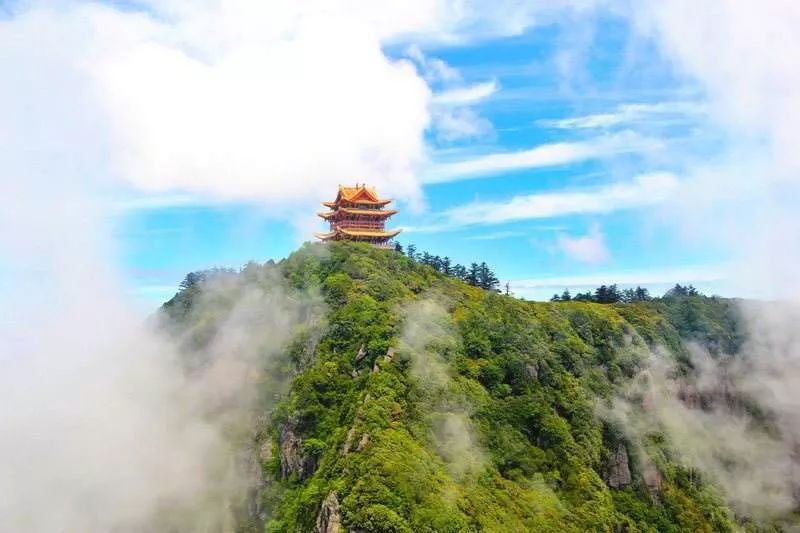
xmin=552 ymin=283 xmax=702 ymax=304
xmin=396 ymin=242 xmax=501 ymax=292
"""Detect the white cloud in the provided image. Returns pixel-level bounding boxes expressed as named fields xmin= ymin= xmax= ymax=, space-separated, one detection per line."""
xmin=0 ymin=1 xmax=606 ymax=211
xmin=556 ymin=224 xmax=609 ymax=263
xmin=0 ymin=3 xmax=432 ymax=209
xmin=423 ymin=131 xmax=661 ymax=183
xmin=97 ymin=9 xmax=432 ymax=205
xmin=405 ymin=47 xmax=497 ymax=143
xmin=626 ymin=1 xmax=800 ymax=298
xmin=443 ymin=172 xmax=678 ymax=226
xmin=433 ymin=79 xmax=498 ymax=105
xmin=432 ymin=107 xmax=493 ymax=142
xmin=539 ymin=101 xmax=705 ymax=129
xmin=405 ymin=44 xmax=462 ymax=83
xmin=633 ymin=2 xmax=800 ymax=172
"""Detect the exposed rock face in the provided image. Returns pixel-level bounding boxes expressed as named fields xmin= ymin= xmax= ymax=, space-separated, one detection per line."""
xmin=279 ymin=424 xmax=317 ymax=481
xmin=355 ymin=344 xmax=367 ymax=362
xmin=604 ymin=444 xmax=632 ymax=489
xmin=384 ymin=347 xmax=396 ymax=362
xmin=525 ymin=363 xmax=538 ymax=381
xmin=315 ymin=492 xmax=342 ymax=533
xmin=342 ymin=394 xmax=372 ymax=456
xmin=341 ymin=426 xmax=357 ymax=456
xmin=643 ymin=460 xmax=663 ymax=498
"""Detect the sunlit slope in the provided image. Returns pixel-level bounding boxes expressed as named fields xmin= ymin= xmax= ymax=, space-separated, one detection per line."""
xmin=162 ymin=242 xmax=741 ymax=533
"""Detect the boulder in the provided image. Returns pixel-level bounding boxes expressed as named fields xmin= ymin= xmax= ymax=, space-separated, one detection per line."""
xmin=315 ymin=492 xmax=342 ymax=533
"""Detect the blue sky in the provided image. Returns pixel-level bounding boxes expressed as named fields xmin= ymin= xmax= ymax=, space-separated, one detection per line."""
xmin=105 ymin=6 xmax=732 ymax=307
xmin=5 ymin=1 xmax=793 ymax=309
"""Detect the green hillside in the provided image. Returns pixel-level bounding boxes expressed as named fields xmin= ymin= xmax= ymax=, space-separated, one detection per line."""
xmin=161 ymin=242 xmax=746 ymax=532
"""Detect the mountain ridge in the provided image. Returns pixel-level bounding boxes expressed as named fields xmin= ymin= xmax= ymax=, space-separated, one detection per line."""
xmin=161 ymin=241 xmax=748 ymax=532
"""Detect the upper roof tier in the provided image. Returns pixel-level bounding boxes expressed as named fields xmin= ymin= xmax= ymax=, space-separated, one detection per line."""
xmin=322 ymin=184 xmax=393 ymax=207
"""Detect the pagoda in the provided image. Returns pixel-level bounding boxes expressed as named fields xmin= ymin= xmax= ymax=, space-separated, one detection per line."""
xmin=315 ymin=184 xmax=401 ymax=247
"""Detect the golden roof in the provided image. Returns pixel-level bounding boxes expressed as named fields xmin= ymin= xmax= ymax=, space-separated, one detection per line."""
xmin=322 ymin=184 xmax=392 ymax=207
xmin=340 ymin=184 xmax=378 ymax=200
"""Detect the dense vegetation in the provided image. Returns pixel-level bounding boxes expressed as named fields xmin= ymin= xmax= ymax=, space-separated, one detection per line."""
xmin=161 ymin=242 xmax=753 ymax=532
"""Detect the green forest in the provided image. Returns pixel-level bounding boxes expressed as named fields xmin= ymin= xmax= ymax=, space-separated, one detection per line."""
xmin=159 ymin=241 xmax=772 ymax=532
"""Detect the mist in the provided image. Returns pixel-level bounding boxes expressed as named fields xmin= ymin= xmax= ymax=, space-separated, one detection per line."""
xmin=594 ymin=1 xmax=800 ymax=522
xmin=0 ymin=207 xmax=327 ymax=532
xmin=605 ymin=341 xmax=797 ymax=518
xmin=0 ymin=195 xmax=324 ymax=532
xmin=0 ymin=111 xmax=325 ymax=531
xmin=398 ymin=298 xmax=485 ymax=479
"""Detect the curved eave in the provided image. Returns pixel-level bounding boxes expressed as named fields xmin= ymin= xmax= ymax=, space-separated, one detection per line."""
xmin=339 ymin=227 xmax=402 ymax=238
xmin=315 ymin=228 xmax=402 ymax=240
xmin=341 ymin=207 xmax=397 ymax=216
xmin=317 ymin=208 xmax=397 ymax=219
xmin=322 ymin=200 xmax=392 ymax=208
xmin=346 ymin=199 xmax=392 ymax=207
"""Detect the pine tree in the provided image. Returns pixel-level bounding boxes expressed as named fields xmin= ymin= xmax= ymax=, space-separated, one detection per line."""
xmin=665 ymin=284 xmax=688 ymax=298
xmin=406 ymin=244 xmax=417 ymax=261
xmin=622 ymin=288 xmax=635 ymax=303
xmin=466 ymin=263 xmax=480 ymax=286
xmin=179 ymin=271 xmax=205 ymax=290
xmin=421 ymin=251 xmax=433 ymax=267
xmin=477 ymin=262 xmax=500 ymax=292
xmin=594 ymin=284 xmax=621 ymax=304
xmin=431 ymin=255 xmax=443 ymax=273
xmin=442 ymin=256 xmax=452 ymax=276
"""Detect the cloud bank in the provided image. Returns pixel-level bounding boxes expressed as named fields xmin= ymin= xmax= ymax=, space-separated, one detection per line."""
xmin=0 ymin=0 xmax=604 ymax=209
